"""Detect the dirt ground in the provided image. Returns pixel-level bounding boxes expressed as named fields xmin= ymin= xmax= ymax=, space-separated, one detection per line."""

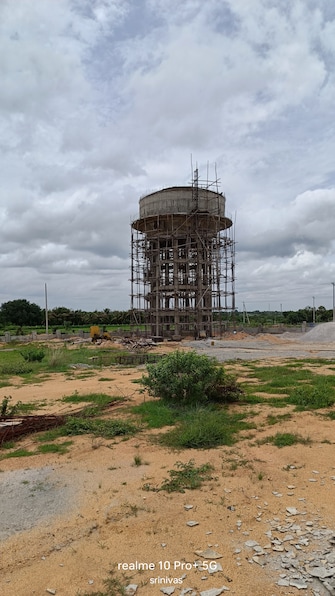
xmin=1 ymin=335 xmax=335 ymax=596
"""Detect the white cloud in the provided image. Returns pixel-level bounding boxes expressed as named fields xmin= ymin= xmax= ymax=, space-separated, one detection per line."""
xmin=0 ymin=0 xmax=335 ymax=312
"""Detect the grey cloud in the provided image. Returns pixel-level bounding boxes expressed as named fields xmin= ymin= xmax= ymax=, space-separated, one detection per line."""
xmin=1 ymin=0 xmax=335 ymax=311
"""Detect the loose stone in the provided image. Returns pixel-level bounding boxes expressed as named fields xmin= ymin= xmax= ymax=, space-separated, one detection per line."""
xmin=187 ymin=521 xmax=199 ymax=527
xmin=289 ymin=579 xmax=308 ymax=589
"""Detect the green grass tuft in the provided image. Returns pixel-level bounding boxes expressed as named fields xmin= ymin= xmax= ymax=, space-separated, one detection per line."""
xmin=159 ymin=407 xmax=251 ymax=449
xmin=0 ymin=448 xmax=34 ymax=459
xmin=159 ymin=459 xmax=214 ymax=493
xmin=37 ymin=441 xmax=73 ymax=454
xmin=259 ymin=432 xmax=311 ymax=448
xmin=132 ymin=400 xmax=179 ymax=428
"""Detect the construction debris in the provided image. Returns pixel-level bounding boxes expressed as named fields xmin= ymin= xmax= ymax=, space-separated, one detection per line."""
xmin=0 ymin=399 xmax=124 ymax=445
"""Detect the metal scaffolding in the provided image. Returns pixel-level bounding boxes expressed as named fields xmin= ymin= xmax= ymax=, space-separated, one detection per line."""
xmin=130 ymin=172 xmax=235 ymax=338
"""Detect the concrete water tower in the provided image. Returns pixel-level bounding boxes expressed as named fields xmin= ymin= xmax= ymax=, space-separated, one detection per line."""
xmin=131 ymin=170 xmax=235 ymax=338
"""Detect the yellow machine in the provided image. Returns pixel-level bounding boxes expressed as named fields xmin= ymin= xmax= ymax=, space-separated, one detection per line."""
xmin=90 ymin=326 xmax=112 ymax=342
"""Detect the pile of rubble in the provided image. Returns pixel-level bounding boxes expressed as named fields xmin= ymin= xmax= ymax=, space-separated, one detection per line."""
xmin=240 ymin=509 xmax=335 ymax=594
xmin=120 ymin=337 xmax=155 ymax=351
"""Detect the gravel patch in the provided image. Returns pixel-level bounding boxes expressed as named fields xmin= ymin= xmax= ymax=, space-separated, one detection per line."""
xmin=0 ymin=466 xmax=76 ymax=540
xmin=184 ymin=324 xmax=335 ymax=361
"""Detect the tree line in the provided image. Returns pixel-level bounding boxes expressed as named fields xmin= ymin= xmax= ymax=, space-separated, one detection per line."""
xmin=0 ymin=299 xmax=132 ymax=329
xmin=0 ymin=299 xmax=333 ymax=330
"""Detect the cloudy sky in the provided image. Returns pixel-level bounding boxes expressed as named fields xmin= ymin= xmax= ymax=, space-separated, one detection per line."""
xmin=1 ymin=0 xmax=335 ymax=313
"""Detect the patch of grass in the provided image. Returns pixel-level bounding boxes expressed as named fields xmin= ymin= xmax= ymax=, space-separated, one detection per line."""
xmin=259 ymin=432 xmax=311 ymax=448
xmin=325 ymin=411 xmax=335 ymax=420
xmin=35 ymin=428 xmax=65 ymax=442
xmin=133 ymin=454 xmax=143 ymax=466
xmin=266 ymin=412 xmax=292 ymax=425
xmin=0 ymin=362 xmax=33 ymax=375
xmin=289 ymin=379 xmax=335 ymax=409
xmin=242 ymin=393 xmax=266 ymax=404
xmin=159 ymin=459 xmax=214 ymax=493
xmin=35 ymin=417 xmax=136 ymax=443
xmin=98 ymin=377 xmax=114 ymax=382
xmin=248 ymin=364 xmax=314 ymax=390
xmin=132 ymin=400 xmax=179 ymax=428
xmin=0 ymin=448 xmax=34 ymax=459
xmin=243 ymin=364 xmax=335 ymax=412
xmin=1 ymin=441 xmax=15 ymax=449
xmin=61 ymin=417 xmax=137 ymax=439
xmin=159 ymin=407 xmax=251 ymax=449
xmin=76 ymin=371 xmax=96 ymax=379
xmin=37 ymin=441 xmax=73 ymax=454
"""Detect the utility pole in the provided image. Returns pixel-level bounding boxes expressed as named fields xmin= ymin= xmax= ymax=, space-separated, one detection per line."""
xmin=45 ymin=283 xmax=49 ymax=336
xmin=332 ymin=283 xmax=335 ymax=323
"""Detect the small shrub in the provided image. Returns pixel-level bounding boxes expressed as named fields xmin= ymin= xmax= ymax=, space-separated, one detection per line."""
xmin=0 ymin=396 xmax=22 ymax=417
xmin=141 ymin=350 xmax=242 ymax=406
xmin=159 ymin=459 xmax=214 ymax=493
xmin=20 ymin=346 xmax=45 ymax=362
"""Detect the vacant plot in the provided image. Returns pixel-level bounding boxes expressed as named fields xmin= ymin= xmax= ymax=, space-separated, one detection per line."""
xmin=1 ymin=334 xmax=335 ymax=596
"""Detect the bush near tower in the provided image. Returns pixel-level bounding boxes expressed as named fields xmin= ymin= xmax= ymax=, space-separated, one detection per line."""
xmin=141 ymin=350 xmax=242 ymax=407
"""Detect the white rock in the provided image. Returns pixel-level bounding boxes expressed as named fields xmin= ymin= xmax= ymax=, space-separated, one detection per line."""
xmin=194 ymin=548 xmax=223 ymax=559
xmin=245 ymin=540 xmax=259 ymax=548
xmin=125 ymin=585 xmax=138 ymax=595
xmin=160 ymin=588 xmax=175 ymax=595
xmin=277 ymin=579 xmax=290 ymax=587
xmin=286 ymin=507 xmax=298 ymax=516
xmin=208 ymin=562 xmax=223 ymax=574
xmin=187 ymin=521 xmax=199 ymax=527
xmin=200 ymin=587 xmax=230 ymax=596
xmin=289 ymin=579 xmax=308 ymax=589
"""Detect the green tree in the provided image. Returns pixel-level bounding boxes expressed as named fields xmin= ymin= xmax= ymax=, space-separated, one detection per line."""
xmin=48 ymin=306 xmax=73 ymax=327
xmin=0 ymin=299 xmax=43 ymax=326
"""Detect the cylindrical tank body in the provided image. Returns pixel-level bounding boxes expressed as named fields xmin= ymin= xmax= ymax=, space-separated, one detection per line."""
xmin=131 ymin=186 xmax=233 ymax=338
